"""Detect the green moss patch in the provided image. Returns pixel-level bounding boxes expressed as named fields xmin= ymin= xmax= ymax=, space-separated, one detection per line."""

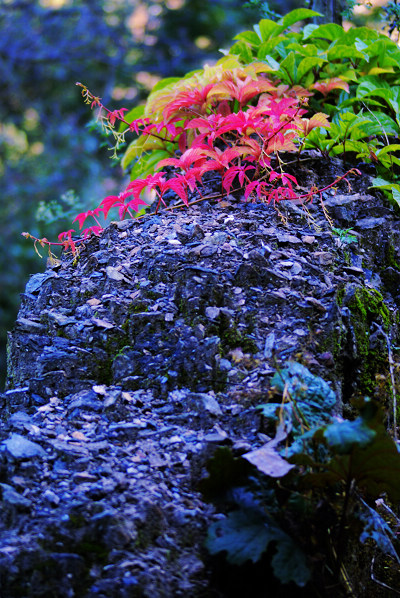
xmin=342 ymin=285 xmax=391 ymax=395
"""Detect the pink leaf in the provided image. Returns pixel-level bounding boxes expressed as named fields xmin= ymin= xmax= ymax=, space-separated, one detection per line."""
xmin=82 ymin=226 xmax=103 ymax=239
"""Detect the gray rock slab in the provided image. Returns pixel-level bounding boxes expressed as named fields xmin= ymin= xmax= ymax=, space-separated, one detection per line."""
xmin=1 ymin=433 xmax=47 ymax=459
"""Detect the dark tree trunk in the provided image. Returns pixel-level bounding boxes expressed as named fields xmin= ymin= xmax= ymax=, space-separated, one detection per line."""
xmin=311 ymin=0 xmax=345 ymax=24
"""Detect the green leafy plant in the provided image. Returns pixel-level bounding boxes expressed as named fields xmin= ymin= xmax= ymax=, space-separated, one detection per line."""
xmin=201 ymin=363 xmax=400 ymax=594
xmin=227 ymin=12 xmax=400 ymax=205
xmin=332 ymin=227 xmax=358 ymax=245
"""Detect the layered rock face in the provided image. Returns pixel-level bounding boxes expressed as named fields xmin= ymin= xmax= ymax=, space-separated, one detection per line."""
xmin=1 ymin=162 xmax=400 ymax=596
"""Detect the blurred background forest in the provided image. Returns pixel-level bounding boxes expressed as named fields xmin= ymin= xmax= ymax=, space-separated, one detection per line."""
xmin=0 ymin=0 xmax=395 ymax=390
xmin=0 ymin=0 xmax=265 ymax=389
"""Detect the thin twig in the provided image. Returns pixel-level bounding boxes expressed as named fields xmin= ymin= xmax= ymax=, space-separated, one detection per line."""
xmin=371 ymin=556 xmax=400 ymax=594
xmin=372 ymin=322 xmax=397 ymax=441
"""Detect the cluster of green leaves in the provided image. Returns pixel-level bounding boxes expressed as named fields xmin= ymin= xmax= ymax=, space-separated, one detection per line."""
xmin=201 ymin=362 xmax=400 ymax=592
xmin=230 ymin=9 xmax=400 ymax=205
xmin=118 ymin=9 xmax=339 ymax=186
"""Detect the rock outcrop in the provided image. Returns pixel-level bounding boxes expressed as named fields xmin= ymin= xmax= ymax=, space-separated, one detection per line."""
xmin=1 ymin=160 xmax=400 ymax=597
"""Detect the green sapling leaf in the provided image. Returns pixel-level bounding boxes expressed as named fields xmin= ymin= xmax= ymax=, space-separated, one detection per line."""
xmin=206 ymin=508 xmax=280 ymax=565
xmin=207 ymin=506 xmax=311 ymax=587
xmin=323 ymin=418 xmax=376 ymax=454
xmin=304 ymin=23 xmax=344 ymax=42
xmin=278 ymin=8 xmax=322 ymax=31
xmin=323 ymin=420 xmax=400 ymax=502
xmin=257 ymin=19 xmax=281 ymax=42
xmin=271 ymin=362 xmax=336 ymax=429
xmin=271 ymin=535 xmax=311 ymax=587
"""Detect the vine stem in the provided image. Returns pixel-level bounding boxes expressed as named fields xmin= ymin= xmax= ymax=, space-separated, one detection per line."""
xmin=371 ymin=322 xmax=398 ymax=442
xmin=334 ymin=471 xmax=354 ymax=581
xmin=76 ymin=82 xmax=176 ymax=145
xmin=23 ymin=167 xmax=360 ymax=254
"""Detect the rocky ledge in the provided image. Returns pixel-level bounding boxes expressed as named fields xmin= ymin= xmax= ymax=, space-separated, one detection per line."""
xmin=1 ymin=160 xmax=400 ymax=597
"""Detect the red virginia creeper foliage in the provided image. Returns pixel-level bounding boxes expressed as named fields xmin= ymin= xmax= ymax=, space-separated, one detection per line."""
xmin=26 ymin=68 xmax=355 ymax=255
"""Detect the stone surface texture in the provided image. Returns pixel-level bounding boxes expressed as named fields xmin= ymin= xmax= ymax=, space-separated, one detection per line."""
xmin=1 ymin=160 xmax=400 ymax=597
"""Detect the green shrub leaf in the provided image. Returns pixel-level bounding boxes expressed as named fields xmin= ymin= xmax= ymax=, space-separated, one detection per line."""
xmin=297 ymin=56 xmax=326 ymax=82
xmin=278 ymin=8 xmax=322 ymax=31
xmin=206 ymin=507 xmax=311 ymax=587
xmin=262 ymin=54 xmax=281 ymax=71
xmin=206 ymin=508 xmax=279 ymax=565
xmin=150 ymin=77 xmax=182 ymax=94
xmin=234 ymin=30 xmax=261 ymax=45
xmin=320 ymin=421 xmax=400 ymax=502
xmin=323 ymin=418 xmax=376 ymax=454
xmin=305 ymin=23 xmax=344 ymax=42
xmin=271 ymin=362 xmax=336 ymax=429
xmin=256 ymin=19 xmax=281 ymax=42
xmin=271 ymin=536 xmax=311 ymax=587
xmin=327 ymin=45 xmax=366 ymax=61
